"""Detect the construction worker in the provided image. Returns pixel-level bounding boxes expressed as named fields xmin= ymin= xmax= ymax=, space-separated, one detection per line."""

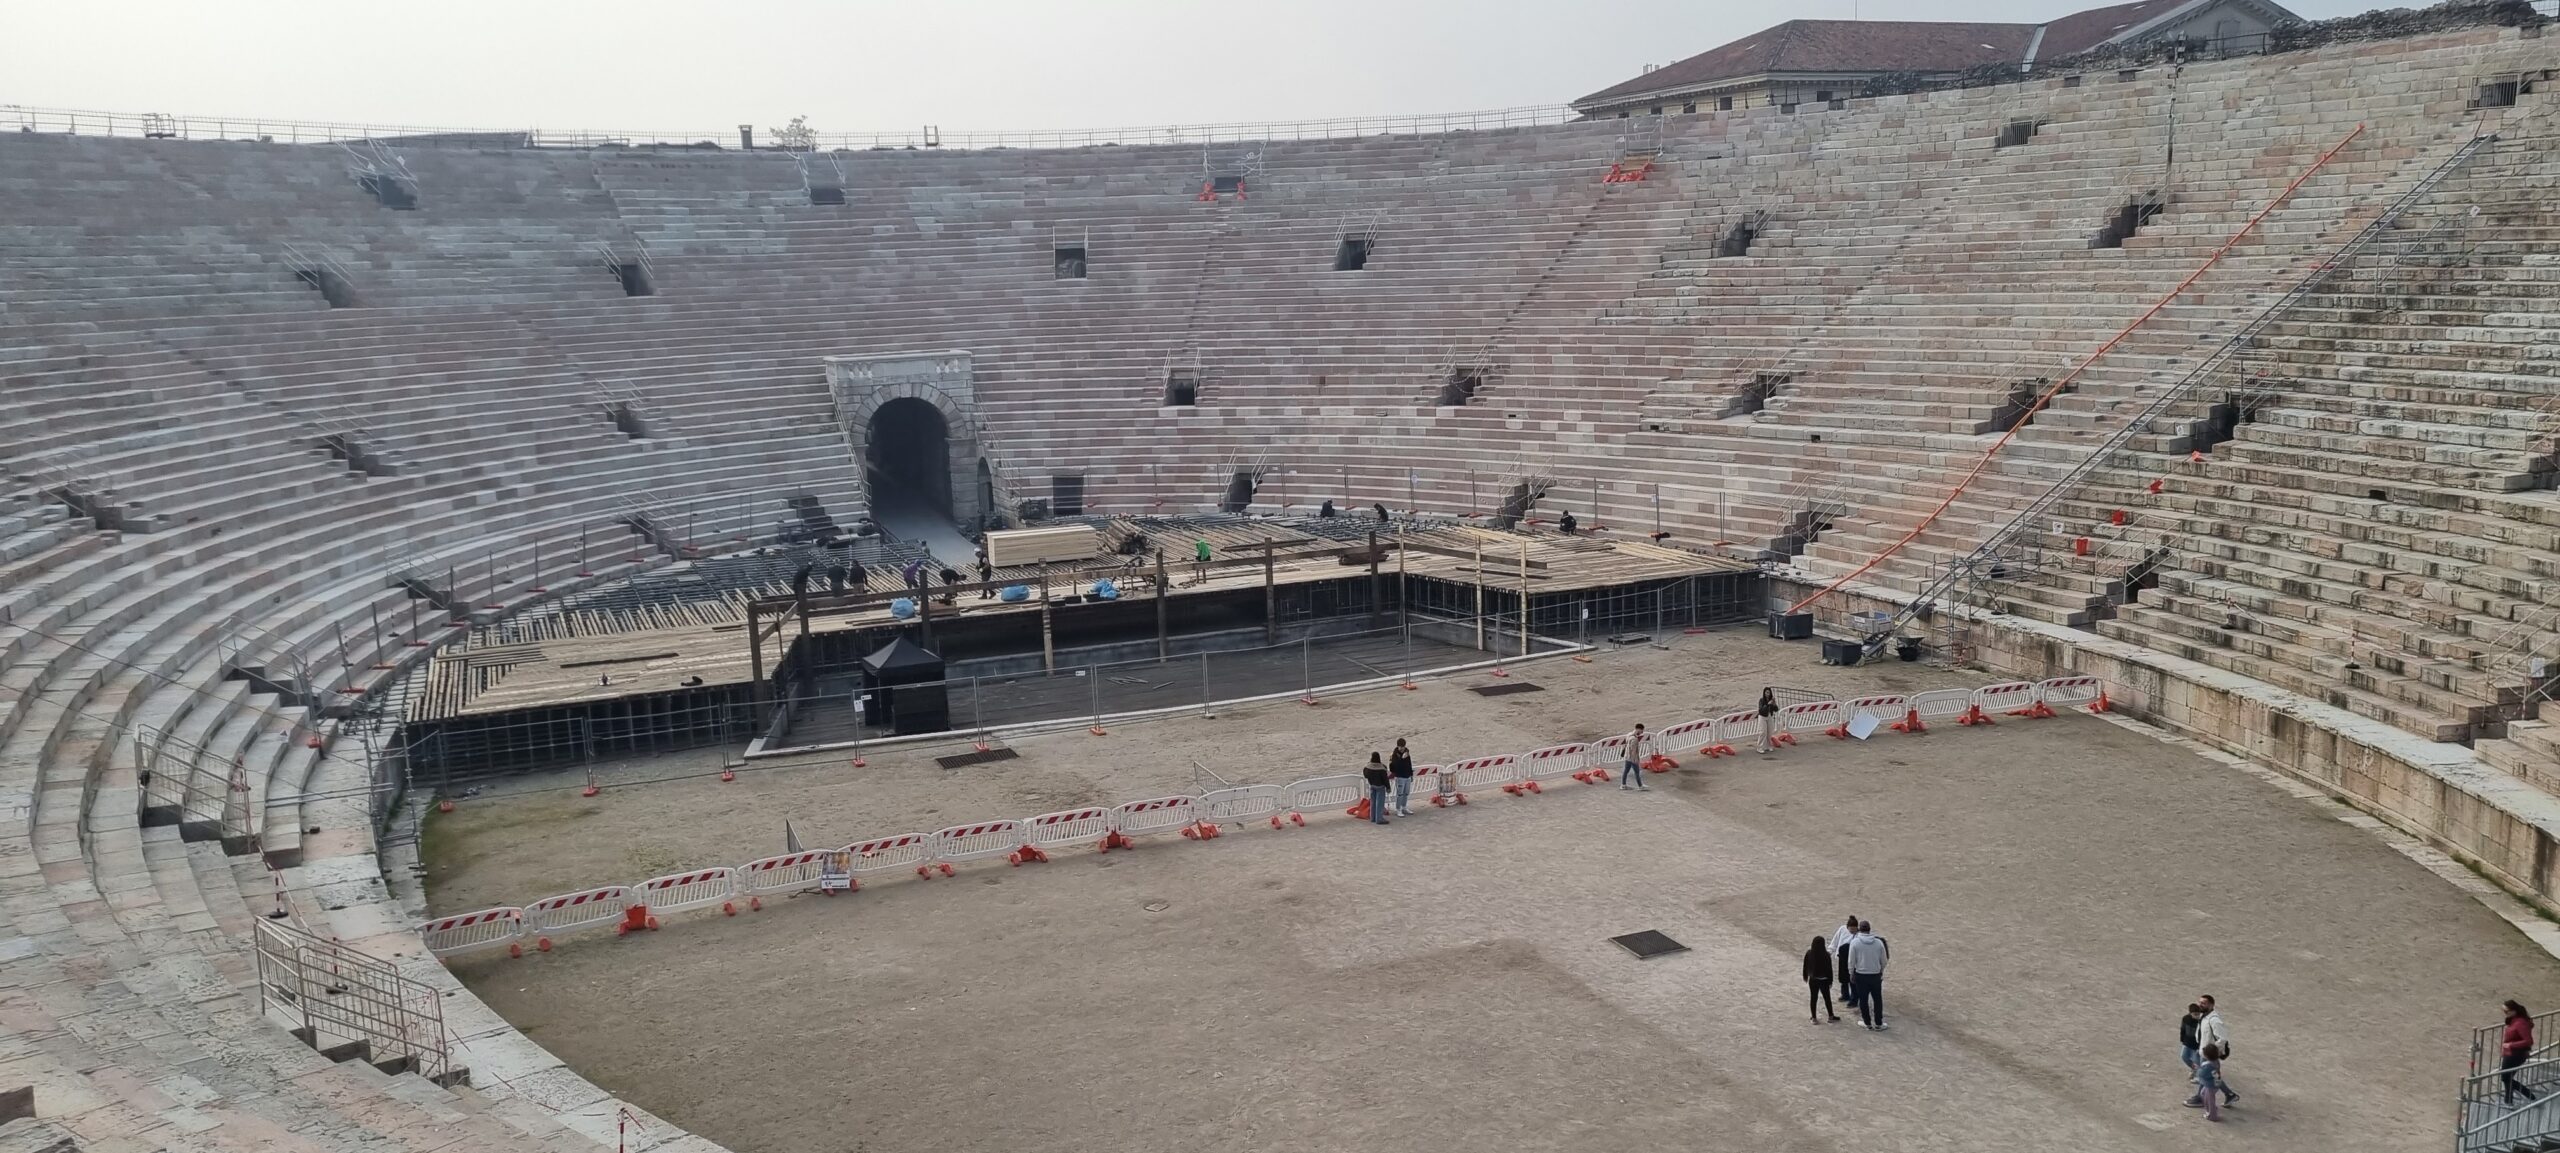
xmin=1193 ymin=537 xmax=1211 ymax=583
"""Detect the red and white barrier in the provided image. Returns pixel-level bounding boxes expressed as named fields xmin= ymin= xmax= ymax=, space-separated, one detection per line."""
xmin=1704 ymin=709 xmax=1760 ymax=756
xmin=1445 ymin=753 xmax=1523 ymax=795
xmin=1904 ymin=688 xmax=1975 ymax=731
xmin=1282 ymin=773 xmax=1367 ymax=826
xmin=1022 ymin=806 xmax=1114 ymax=856
xmin=1775 ymin=700 xmax=1841 ymax=746
xmin=1973 ymin=681 xmax=2039 ymax=722
xmin=737 ymin=851 xmax=832 ymax=898
xmin=1833 ymin=695 xmax=1907 ymax=738
xmin=2037 ymin=675 xmax=2105 ymax=712
xmin=419 ymin=907 xmax=522 ymax=958
xmin=525 ymin=885 xmax=631 ymax=938
xmin=637 ymin=867 xmax=738 ymax=916
xmin=1658 ymin=717 xmax=1717 ymax=757
xmin=932 ymin=820 xmax=1027 ymax=873
xmin=1112 ymin=796 xmax=1199 ymax=840
xmin=844 ymin=832 xmax=937 ymax=882
xmin=1198 ymin=783 xmax=1285 ymax=826
xmin=1524 ymin=742 xmax=1589 ymax=788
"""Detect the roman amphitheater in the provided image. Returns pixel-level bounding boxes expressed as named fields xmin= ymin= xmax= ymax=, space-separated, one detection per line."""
xmin=6 ymin=10 xmax=2560 ymax=1153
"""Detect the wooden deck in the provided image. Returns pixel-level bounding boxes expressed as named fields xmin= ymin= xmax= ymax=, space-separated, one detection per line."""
xmin=411 ymin=518 xmax=1751 ymax=721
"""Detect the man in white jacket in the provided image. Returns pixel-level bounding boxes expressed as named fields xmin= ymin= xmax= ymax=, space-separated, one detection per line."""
xmin=2187 ymin=995 xmax=2238 ymax=1107
xmin=1830 ymin=914 xmax=1861 ymax=1010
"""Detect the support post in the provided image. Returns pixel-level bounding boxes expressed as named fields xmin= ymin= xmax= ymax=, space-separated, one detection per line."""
xmin=1155 ymin=550 xmax=1169 ymax=660
xmin=1039 ymin=572 xmax=1054 ymax=673
xmin=1473 ymin=538 xmax=1485 ymax=651
xmin=1518 ymin=540 xmax=1531 ymax=657
xmin=1367 ymin=531 xmax=1382 ymax=625
xmin=747 ymin=601 xmax=768 ymax=715
xmin=1263 ymin=545 xmax=1276 ymax=645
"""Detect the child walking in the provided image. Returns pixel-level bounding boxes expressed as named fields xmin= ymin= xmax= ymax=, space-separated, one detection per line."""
xmin=2194 ymin=1044 xmax=2227 ymax=1122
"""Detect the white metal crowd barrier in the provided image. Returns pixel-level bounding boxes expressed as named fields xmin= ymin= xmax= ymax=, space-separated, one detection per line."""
xmin=418 ymin=907 xmax=522 ymax=957
xmin=419 ymin=675 xmax=2119 ymax=957
xmin=526 ymin=885 xmax=628 ymax=937
xmin=639 ymin=867 xmax=738 ymax=916
xmin=1114 ymin=796 xmax=1199 ymax=839
xmin=1199 ymin=784 xmax=1286 ymax=826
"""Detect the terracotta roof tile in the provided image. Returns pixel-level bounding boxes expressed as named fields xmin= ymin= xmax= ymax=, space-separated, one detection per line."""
xmin=1576 ymin=18 xmax=2038 ymax=106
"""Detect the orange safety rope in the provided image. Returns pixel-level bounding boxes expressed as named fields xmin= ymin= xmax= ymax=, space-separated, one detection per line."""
xmin=1788 ymin=122 xmax=2366 ymax=614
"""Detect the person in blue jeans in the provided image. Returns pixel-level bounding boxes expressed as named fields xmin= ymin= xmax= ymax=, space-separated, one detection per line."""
xmin=1388 ymin=739 xmax=1416 ymax=817
xmin=2178 ymin=1002 xmax=2204 ymax=1081
xmin=1362 ymin=752 xmax=1391 ymax=825
xmin=2193 ymin=1044 xmax=2227 ymax=1122
xmin=1620 ymin=723 xmax=1652 ymax=790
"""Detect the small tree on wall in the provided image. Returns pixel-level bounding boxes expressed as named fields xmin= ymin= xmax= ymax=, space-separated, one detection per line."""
xmin=770 ymin=115 xmax=818 ymax=151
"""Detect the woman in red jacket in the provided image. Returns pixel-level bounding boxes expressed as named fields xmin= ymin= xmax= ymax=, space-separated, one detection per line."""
xmin=2503 ymin=1000 xmax=2539 ymax=1106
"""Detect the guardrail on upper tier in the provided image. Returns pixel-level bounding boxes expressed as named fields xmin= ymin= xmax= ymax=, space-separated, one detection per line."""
xmin=2 ymin=102 xmax=1581 ymax=151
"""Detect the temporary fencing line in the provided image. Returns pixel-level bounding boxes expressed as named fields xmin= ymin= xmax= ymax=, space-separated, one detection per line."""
xmin=1787 ymin=123 xmax=2369 ymax=616
xmin=417 ymin=675 xmax=2116 ymax=959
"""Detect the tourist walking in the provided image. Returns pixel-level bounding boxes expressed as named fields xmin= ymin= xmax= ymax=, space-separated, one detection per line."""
xmin=1803 ymin=937 xmax=1840 ymax=1023
xmin=1846 ymin=920 xmax=1888 ymax=1030
xmin=1388 ymin=738 xmax=1416 ymax=817
xmin=2193 ymin=1044 xmax=2227 ymax=1122
xmin=1620 ymin=723 xmax=1652 ymax=790
xmin=2188 ymin=996 xmax=2237 ymax=1107
xmin=1756 ymin=687 xmax=1779 ymax=753
xmin=1831 ymin=913 xmax=1861 ymax=1009
xmin=2179 ymin=1002 xmax=2205 ymax=1081
xmin=2503 ymin=1000 xmax=2539 ymax=1105
xmin=1362 ymin=752 xmax=1392 ymax=825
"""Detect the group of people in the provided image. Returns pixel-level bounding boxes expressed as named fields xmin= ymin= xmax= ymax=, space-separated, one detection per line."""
xmin=2178 ymin=997 xmax=2239 ymax=1121
xmin=1360 ymin=739 xmax=1420 ymax=822
xmin=1802 ymin=915 xmax=1891 ymax=1030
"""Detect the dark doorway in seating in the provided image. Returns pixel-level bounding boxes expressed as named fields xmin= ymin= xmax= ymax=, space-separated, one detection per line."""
xmin=867 ymin=397 xmax=952 ymax=517
xmin=1334 ymin=236 xmax=1372 ymax=271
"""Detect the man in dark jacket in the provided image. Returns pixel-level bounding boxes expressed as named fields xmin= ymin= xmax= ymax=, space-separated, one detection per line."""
xmin=1361 ymin=753 xmax=1392 ymax=826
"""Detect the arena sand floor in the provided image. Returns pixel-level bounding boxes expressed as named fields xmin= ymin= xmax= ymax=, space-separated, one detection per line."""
xmin=421 ymin=633 xmax=2560 ymax=1153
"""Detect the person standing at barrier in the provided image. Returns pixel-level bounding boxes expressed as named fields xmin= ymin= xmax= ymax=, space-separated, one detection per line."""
xmin=1388 ymin=738 xmax=1416 ymax=817
xmin=1756 ymin=687 xmax=1780 ymax=754
xmin=1832 ymin=913 xmax=1862 ymax=1012
xmin=1620 ymin=723 xmax=1652 ymax=790
xmin=1803 ymin=936 xmax=1840 ymax=1024
xmin=2188 ymin=995 xmax=2237 ymax=1107
xmin=2502 ymin=1000 xmax=2540 ymax=1105
xmin=1847 ymin=920 xmax=1888 ymax=1030
xmin=1363 ymin=752 xmax=1392 ymax=825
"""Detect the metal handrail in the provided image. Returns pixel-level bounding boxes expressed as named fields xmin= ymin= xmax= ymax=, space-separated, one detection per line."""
xmin=1860 ymin=131 xmax=2500 ymax=658
xmin=4 ymin=101 xmax=1580 ymax=152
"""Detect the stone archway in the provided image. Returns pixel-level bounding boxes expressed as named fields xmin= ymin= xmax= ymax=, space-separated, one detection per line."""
xmin=826 ymin=351 xmax=984 ymax=527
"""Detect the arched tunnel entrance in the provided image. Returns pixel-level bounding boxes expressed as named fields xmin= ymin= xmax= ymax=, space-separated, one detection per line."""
xmin=866 ymin=397 xmax=952 ymax=518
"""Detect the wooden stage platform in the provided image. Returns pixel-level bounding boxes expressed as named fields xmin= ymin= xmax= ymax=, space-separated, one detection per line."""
xmin=409 ymin=517 xmax=1756 ymax=725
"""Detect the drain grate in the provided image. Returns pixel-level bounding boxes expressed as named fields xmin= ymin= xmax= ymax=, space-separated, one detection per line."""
xmin=935 ymin=747 xmax=1021 ymax=770
xmin=1609 ymin=929 xmax=1689 ymax=960
xmin=1469 ymin=682 xmax=1544 ymax=697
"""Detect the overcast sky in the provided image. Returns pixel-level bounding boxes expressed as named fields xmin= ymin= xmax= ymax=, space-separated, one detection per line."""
xmin=5 ymin=0 xmax=2392 ymax=133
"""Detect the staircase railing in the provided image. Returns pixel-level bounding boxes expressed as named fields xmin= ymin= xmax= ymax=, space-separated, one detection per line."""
xmin=1857 ymin=130 xmax=2500 ymax=659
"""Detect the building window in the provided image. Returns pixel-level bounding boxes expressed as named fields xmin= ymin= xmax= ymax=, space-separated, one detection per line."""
xmin=1682 ymin=101 xmax=1696 ymax=114
xmin=1649 ymin=105 xmax=1663 ymax=115
xmin=1618 ymin=110 xmax=1631 ymax=119
xmin=1815 ymin=89 xmax=1834 ymax=102
xmin=1718 ymin=96 xmax=1733 ymax=111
